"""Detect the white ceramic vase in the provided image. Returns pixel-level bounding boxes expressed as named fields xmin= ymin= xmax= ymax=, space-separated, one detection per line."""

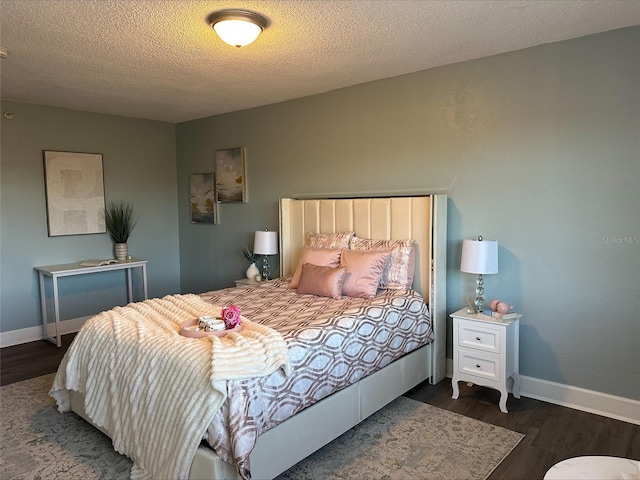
xmin=246 ymin=262 xmax=260 ymax=280
xmin=114 ymin=243 xmax=128 ymax=262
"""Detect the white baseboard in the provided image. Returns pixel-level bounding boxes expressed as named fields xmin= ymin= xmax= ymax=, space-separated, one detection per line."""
xmin=518 ymin=376 xmax=640 ymax=425
xmin=0 ymin=316 xmax=90 ymax=348
xmin=446 ymin=359 xmax=639 ymax=425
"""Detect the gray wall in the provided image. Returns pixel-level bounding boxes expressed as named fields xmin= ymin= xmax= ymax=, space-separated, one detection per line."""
xmin=0 ymin=102 xmax=181 ymax=333
xmin=176 ymin=27 xmax=639 ymax=400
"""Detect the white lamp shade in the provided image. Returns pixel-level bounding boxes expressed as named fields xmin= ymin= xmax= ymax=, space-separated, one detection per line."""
xmin=213 ymin=19 xmax=263 ymax=47
xmin=254 ymin=231 xmax=278 ymax=255
xmin=460 ymin=238 xmax=498 ymax=274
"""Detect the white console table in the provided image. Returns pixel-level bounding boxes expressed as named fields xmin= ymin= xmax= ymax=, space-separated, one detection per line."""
xmin=34 ymin=259 xmax=148 ymax=347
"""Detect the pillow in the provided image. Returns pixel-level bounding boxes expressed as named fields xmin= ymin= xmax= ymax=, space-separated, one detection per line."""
xmin=296 ymin=263 xmax=347 ymax=299
xmin=306 ymin=231 xmax=355 ymax=249
xmin=339 ymin=249 xmax=391 ymax=299
xmin=349 ymin=237 xmax=416 ymax=290
xmin=290 ymin=247 xmax=342 ymax=288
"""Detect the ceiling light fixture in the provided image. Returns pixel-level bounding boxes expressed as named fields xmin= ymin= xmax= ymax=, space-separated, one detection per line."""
xmin=207 ymin=9 xmax=268 ymax=48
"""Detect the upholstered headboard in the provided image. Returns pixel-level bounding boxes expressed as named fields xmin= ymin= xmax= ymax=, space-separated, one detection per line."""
xmin=279 ymin=195 xmax=448 ymax=383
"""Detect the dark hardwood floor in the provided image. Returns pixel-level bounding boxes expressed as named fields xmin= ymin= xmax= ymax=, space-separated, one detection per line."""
xmin=2 ymin=335 xmax=638 ymax=479
xmin=0 ymin=333 xmax=76 ymax=386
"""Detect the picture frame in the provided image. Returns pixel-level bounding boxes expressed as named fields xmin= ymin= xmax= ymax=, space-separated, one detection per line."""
xmin=215 ymin=147 xmax=247 ymax=203
xmin=190 ymin=173 xmax=218 ymax=224
xmin=43 ymin=150 xmax=106 ymax=236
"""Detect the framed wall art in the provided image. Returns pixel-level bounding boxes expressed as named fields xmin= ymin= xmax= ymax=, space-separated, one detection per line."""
xmin=43 ymin=150 xmax=106 ymax=236
xmin=215 ymin=147 xmax=247 ymax=203
xmin=190 ymin=173 xmax=218 ymax=224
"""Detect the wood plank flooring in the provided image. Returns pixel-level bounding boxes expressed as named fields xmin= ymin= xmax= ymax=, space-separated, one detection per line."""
xmin=2 ymin=335 xmax=638 ymax=479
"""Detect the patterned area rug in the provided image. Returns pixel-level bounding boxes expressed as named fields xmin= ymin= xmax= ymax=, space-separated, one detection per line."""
xmin=1 ymin=374 xmax=523 ymax=480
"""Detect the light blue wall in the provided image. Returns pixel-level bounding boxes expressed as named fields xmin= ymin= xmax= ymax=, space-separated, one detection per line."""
xmin=1 ymin=28 xmax=637 ymax=401
xmin=176 ymin=27 xmax=640 ymax=399
xmin=0 ymin=102 xmax=181 ymax=333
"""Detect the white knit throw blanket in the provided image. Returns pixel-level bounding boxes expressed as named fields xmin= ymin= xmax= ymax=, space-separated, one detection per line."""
xmin=50 ymin=294 xmax=290 ymax=480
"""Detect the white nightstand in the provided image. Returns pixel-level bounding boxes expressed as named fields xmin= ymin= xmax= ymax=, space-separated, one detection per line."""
xmin=450 ymin=308 xmax=521 ymax=413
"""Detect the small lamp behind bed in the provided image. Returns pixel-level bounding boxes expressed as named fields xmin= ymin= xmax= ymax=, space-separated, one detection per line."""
xmin=254 ymin=230 xmax=278 ymax=280
xmin=460 ymin=236 xmax=498 ymax=313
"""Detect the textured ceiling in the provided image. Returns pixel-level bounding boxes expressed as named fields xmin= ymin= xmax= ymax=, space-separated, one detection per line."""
xmin=1 ymin=0 xmax=639 ymax=123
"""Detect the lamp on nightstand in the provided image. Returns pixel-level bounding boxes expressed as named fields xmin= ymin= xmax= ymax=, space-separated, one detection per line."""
xmin=253 ymin=230 xmax=278 ymax=280
xmin=460 ymin=236 xmax=498 ymax=313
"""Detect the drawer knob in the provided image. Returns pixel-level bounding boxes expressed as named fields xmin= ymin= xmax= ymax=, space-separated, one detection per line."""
xmin=475 ymin=336 xmax=481 ymax=341
xmin=476 ymin=364 xmax=481 ymax=368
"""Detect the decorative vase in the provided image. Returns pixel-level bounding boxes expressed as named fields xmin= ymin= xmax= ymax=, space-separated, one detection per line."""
xmin=246 ymin=262 xmax=260 ymax=280
xmin=114 ymin=243 xmax=128 ymax=262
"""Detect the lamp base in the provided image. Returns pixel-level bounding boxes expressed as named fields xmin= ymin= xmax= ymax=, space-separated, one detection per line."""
xmin=261 ymin=256 xmax=271 ymax=281
xmin=473 ymin=273 xmax=486 ymax=313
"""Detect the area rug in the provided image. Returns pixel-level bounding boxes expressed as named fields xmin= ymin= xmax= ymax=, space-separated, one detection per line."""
xmin=1 ymin=374 xmax=523 ymax=480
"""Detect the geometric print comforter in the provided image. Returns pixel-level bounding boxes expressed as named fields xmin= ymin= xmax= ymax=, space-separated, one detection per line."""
xmin=199 ymin=277 xmax=434 ymax=471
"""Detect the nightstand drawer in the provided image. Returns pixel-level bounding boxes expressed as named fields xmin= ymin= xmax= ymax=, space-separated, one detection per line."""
xmin=458 ymin=349 xmax=501 ymax=381
xmin=458 ymin=322 xmax=501 ymax=354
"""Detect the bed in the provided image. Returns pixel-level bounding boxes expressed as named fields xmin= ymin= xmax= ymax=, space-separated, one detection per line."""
xmin=53 ymin=195 xmax=447 ymax=480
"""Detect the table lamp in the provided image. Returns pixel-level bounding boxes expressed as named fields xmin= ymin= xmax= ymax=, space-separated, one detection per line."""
xmin=253 ymin=230 xmax=278 ymax=280
xmin=460 ymin=235 xmax=498 ymax=313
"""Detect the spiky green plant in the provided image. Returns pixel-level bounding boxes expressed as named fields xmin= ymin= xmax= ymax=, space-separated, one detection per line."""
xmin=104 ymin=200 xmax=136 ymax=243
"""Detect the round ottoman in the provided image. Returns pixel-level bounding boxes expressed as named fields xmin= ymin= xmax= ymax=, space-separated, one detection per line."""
xmin=544 ymin=456 xmax=640 ymax=480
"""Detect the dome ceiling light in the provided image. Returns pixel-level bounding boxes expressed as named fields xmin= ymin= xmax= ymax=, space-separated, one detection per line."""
xmin=207 ymin=9 xmax=269 ymax=48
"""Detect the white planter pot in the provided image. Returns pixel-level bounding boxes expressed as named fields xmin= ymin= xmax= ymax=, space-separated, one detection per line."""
xmin=114 ymin=243 xmax=128 ymax=262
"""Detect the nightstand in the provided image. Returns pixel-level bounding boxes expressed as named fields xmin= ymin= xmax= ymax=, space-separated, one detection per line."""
xmin=234 ymin=278 xmax=258 ymax=287
xmin=450 ymin=308 xmax=521 ymax=413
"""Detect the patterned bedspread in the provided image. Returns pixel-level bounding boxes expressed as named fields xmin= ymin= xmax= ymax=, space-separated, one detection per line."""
xmin=199 ymin=277 xmax=433 ymax=470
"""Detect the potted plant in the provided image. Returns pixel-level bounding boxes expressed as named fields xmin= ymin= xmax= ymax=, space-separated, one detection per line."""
xmin=104 ymin=200 xmax=136 ymax=261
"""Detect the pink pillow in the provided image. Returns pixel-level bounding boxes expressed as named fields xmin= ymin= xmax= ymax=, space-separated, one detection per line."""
xmin=339 ymin=249 xmax=391 ymax=299
xmin=296 ymin=263 xmax=347 ymax=299
xmin=290 ymin=247 xmax=342 ymax=288
xmin=349 ymin=238 xmax=416 ymax=290
xmin=306 ymin=232 xmax=355 ymax=249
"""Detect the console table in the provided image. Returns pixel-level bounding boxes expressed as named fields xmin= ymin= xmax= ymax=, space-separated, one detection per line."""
xmin=34 ymin=259 xmax=148 ymax=347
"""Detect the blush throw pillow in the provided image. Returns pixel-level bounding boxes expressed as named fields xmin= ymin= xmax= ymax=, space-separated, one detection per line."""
xmin=339 ymin=249 xmax=391 ymax=299
xmin=306 ymin=231 xmax=355 ymax=249
xmin=296 ymin=263 xmax=347 ymax=299
xmin=290 ymin=247 xmax=342 ymax=288
xmin=349 ymin=237 xmax=416 ymax=290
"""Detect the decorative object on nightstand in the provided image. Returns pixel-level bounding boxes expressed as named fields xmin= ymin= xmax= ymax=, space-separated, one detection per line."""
xmin=242 ymin=246 xmax=260 ymax=280
xmin=488 ymin=298 xmax=517 ymax=320
xmin=460 ymin=236 xmax=498 ymax=313
xmin=450 ymin=308 xmax=521 ymax=413
xmin=245 ymin=263 xmax=260 ymax=280
xmin=104 ymin=200 xmax=137 ymax=262
xmin=253 ymin=230 xmax=278 ymax=280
